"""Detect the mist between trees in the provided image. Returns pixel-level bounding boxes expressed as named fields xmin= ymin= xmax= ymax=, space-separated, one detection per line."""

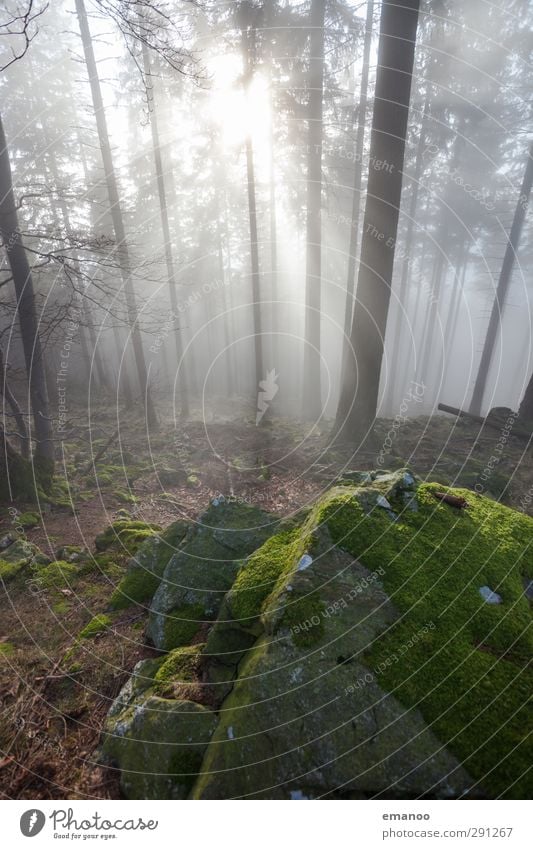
xmin=1 ymin=0 xmax=533 ymax=472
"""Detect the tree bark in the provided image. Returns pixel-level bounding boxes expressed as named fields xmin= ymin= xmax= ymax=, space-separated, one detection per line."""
xmin=302 ymin=0 xmax=326 ymax=420
xmin=142 ymin=40 xmax=189 ymax=418
xmin=518 ymin=368 xmax=533 ymax=422
xmin=0 ymin=346 xmax=30 ymax=458
xmin=75 ymin=0 xmax=157 ymax=428
xmin=339 ymin=0 xmax=374 ymax=394
xmin=470 ymin=140 xmax=533 ymax=416
xmin=387 ymin=88 xmax=430 ymax=407
xmin=335 ymin=0 xmax=420 ymax=440
xmin=0 ymin=112 xmax=54 ymax=468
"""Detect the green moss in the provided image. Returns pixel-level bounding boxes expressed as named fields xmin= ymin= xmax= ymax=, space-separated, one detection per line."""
xmin=33 ymin=560 xmax=78 ymax=590
xmin=0 ymin=642 xmax=15 ymax=656
xmin=320 ymin=481 xmax=533 ymax=798
xmin=154 ymin=645 xmax=204 ymax=694
xmin=0 ymin=558 xmax=26 ymax=581
xmin=94 ymin=520 xmax=161 ymax=553
xmin=79 ymin=613 xmax=112 ymax=639
xmin=229 ymin=529 xmax=300 ymax=623
xmin=113 ymin=490 xmax=138 ymax=504
xmin=109 ymin=520 xmax=190 ymax=610
xmin=280 ymin=591 xmax=325 ymax=647
xmin=163 ymin=603 xmax=205 ymax=648
xmin=17 ymin=511 xmax=40 ymax=529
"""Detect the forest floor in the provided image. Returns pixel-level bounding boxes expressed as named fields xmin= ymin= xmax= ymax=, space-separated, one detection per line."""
xmin=0 ymin=400 xmax=531 ymax=798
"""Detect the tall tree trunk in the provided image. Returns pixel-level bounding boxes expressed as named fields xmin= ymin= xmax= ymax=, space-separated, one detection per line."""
xmin=240 ymin=21 xmax=263 ymax=397
xmin=45 ymin=145 xmax=109 ymax=392
xmin=302 ymin=0 xmax=326 ymax=419
xmin=0 ymin=346 xmax=30 ymax=458
xmin=470 ymin=140 xmax=533 ymax=416
xmin=335 ymin=0 xmax=420 ymax=439
xmin=142 ymin=40 xmax=189 ymax=419
xmin=518 ymin=368 xmax=533 ymax=422
xmin=339 ymin=0 xmax=374 ymax=393
xmin=387 ymin=87 xmax=430 ymax=407
xmin=75 ymin=0 xmax=157 ymax=428
xmin=0 ymin=112 xmax=54 ymax=470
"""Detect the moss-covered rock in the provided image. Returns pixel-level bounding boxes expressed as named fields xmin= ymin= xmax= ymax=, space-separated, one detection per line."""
xmin=100 ymin=658 xmax=218 ymax=799
xmin=194 ymin=520 xmax=477 ymax=800
xmin=100 ymin=474 xmax=533 ymax=799
xmin=109 ymin=520 xmax=190 ymax=611
xmin=17 ymin=511 xmax=40 ymax=529
xmin=79 ymin=613 xmax=112 ymax=639
xmin=146 ymin=501 xmax=278 ymax=650
xmin=95 ymin=520 xmax=162 ymax=553
xmin=0 ymin=539 xmax=48 ymax=581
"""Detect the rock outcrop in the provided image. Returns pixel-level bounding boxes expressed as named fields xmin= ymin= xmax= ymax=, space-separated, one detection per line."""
xmin=100 ymin=471 xmax=533 ymax=799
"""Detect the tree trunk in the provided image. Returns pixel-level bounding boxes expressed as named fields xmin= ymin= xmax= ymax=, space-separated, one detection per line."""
xmin=518 ymin=368 xmax=533 ymax=422
xmin=334 ymin=0 xmax=420 ymax=439
xmin=387 ymin=87 xmax=430 ymax=408
xmin=75 ymin=0 xmax=157 ymax=428
xmin=0 ymin=112 xmax=54 ymax=470
xmin=240 ymin=21 xmax=263 ymax=397
xmin=469 ymin=140 xmax=533 ymax=416
xmin=302 ymin=0 xmax=326 ymax=420
xmin=339 ymin=0 xmax=374 ymax=393
xmin=142 ymin=40 xmax=189 ymax=419
xmin=0 ymin=346 xmax=30 ymax=458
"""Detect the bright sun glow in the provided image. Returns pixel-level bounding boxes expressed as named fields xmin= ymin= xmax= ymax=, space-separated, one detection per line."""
xmin=207 ymin=53 xmax=272 ymax=156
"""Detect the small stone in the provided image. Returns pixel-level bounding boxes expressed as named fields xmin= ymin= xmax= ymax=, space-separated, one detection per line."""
xmin=479 ymin=586 xmax=502 ymax=604
xmin=227 ymin=726 xmax=234 ymax=740
xmin=522 ymin=579 xmax=533 ymax=601
xmin=0 ymin=535 xmax=15 ymax=550
xmin=376 ymin=495 xmax=392 ymax=510
xmin=297 ymin=554 xmax=313 ymax=572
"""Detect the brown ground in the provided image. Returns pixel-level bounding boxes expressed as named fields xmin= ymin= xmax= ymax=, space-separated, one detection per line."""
xmin=0 ymin=404 xmax=531 ymax=799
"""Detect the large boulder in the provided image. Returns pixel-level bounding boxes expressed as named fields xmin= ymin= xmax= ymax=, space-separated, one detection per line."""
xmin=100 ymin=655 xmax=218 ymax=799
xmin=194 ymin=525 xmax=476 ymax=799
xmin=146 ymin=500 xmax=279 ymax=651
xmin=100 ymin=473 xmax=533 ymax=799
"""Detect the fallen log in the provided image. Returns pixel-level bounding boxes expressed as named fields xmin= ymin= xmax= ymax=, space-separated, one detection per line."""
xmin=438 ymin=403 xmax=532 ymax=441
xmin=432 ymin=491 xmax=468 ymax=509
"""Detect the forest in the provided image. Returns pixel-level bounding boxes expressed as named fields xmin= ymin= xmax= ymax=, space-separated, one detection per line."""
xmin=0 ymin=0 xmax=532 ymax=804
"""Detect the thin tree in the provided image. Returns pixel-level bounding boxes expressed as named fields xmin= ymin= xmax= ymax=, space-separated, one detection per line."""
xmin=339 ymin=0 xmax=374 ymax=394
xmin=142 ymin=41 xmax=189 ymax=418
xmin=75 ymin=0 xmax=157 ymax=427
xmin=0 ymin=112 xmax=54 ymax=471
xmin=302 ymin=0 xmax=326 ymax=420
xmin=469 ymin=141 xmax=533 ymax=416
xmin=237 ymin=2 xmax=263 ymax=396
xmin=334 ymin=0 xmax=420 ymax=440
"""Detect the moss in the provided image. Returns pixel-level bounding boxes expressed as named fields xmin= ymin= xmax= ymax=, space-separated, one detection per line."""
xmin=0 ymin=558 xmax=26 ymax=581
xmin=32 ymin=560 xmax=78 ymax=590
xmin=79 ymin=613 xmax=112 ymax=639
xmin=94 ymin=520 xmax=161 ymax=553
xmin=17 ymin=511 xmax=40 ymax=529
xmin=154 ymin=645 xmax=204 ymax=696
xmin=229 ymin=529 xmax=300 ymax=623
xmin=113 ymin=490 xmax=138 ymax=504
xmin=0 ymin=642 xmax=15 ymax=656
xmin=109 ymin=520 xmax=190 ymax=610
xmin=280 ymin=591 xmax=325 ymax=647
xmin=320 ymin=480 xmax=533 ymax=798
xmin=163 ymin=603 xmax=205 ymax=648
